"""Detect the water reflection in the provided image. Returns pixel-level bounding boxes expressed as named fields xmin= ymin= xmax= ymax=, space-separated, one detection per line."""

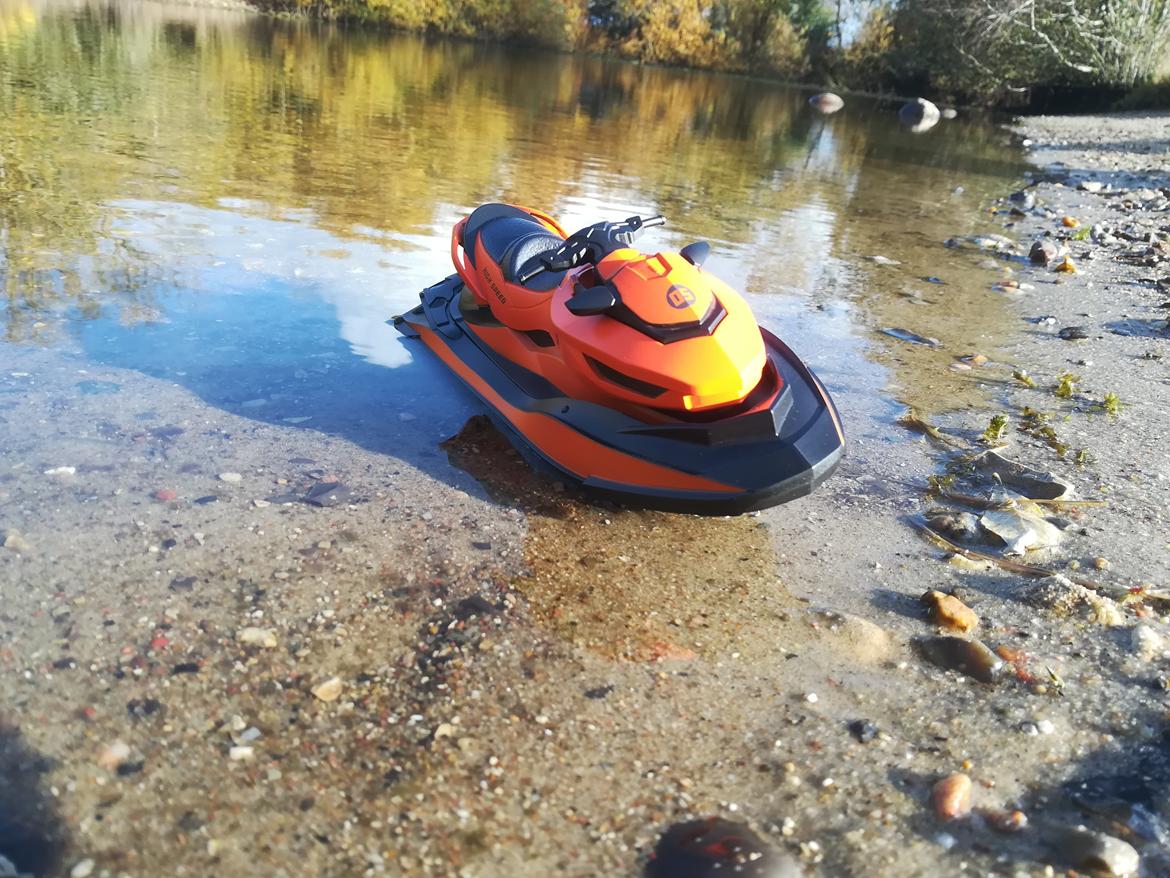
xmin=0 ymin=0 xmax=1030 ymax=416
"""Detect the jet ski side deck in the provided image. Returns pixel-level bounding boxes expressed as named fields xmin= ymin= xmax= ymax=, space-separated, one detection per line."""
xmin=394 ymin=275 xmax=844 ymax=515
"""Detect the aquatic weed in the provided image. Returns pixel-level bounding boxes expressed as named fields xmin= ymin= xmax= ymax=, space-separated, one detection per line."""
xmin=926 ymin=473 xmax=958 ymax=496
xmin=1020 ymin=407 xmax=1069 ymax=457
xmin=1054 ymin=372 xmax=1080 ymax=399
xmin=1012 ymin=369 xmax=1036 ymax=387
xmin=982 ymin=413 xmax=1010 ymax=445
xmin=1101 ymin=392 xmax=1122 ymax=416
xmin=1074 ymin=448 xmax=1092 ymax=467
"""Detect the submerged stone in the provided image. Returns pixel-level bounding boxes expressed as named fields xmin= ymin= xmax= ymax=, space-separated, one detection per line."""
xmin=921 ymin=590 xmax=979 ymax=633
xmin=914 ymin=635 xmax=1004 ymax=683
xmin=808 ymin=92 xmax=844 ymax=114
xmin=646 ymin=817 xmax=799 ymax=878
xmin=304 ymin=481 xmax=351 ymax=507
xmin=75 ymin=380 xmax=120 ymax=396
xmin=880 ymin=327 xmax=941 ymax=347
xmin=899 ymin=98 xmax=940 ymax=133
xmin=1053 ymin=827 xmax=1140 ymax=877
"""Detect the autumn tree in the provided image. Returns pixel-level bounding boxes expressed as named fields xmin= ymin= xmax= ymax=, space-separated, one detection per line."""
xmin=895 ymin=0 xmax=1170 ymax=96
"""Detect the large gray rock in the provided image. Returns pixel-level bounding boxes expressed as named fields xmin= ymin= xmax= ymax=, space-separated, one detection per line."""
xmin=1055 ymin=827 xmax=1140 ymax=877
xmin=809 ymin=92 xmax=844 ymax=114
xmin=899 ymin=98 xmax=941 ymax=133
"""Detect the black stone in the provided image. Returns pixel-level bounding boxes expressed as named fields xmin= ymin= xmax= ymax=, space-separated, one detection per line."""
xmin=848 ymin=719 xmax=879 ymax=743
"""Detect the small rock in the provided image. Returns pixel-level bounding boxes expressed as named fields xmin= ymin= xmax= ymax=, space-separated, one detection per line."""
xmin=43 ymin=466 xmax=76 ymax=476
xmin=1059 ymin=326 xmax=1090 ymax=340
xmin=647 ymin=817 xmax=800 ymax=878
xmin=1 ymin=530 xmax=32 ymax=553
xmin=867 ymin=254 xmax=901 ymax=265
xmin=914 ymin=635 xmax=1004 ymax=683
xmin=941 ymin=107 xmax=958 ymax=119
xmin=1062 ymin=215 xmax=1080 ymax=228
xmin=821 ymin=612 xmax=893 ymax=665
xmin=70 ymin=859 xmax=95 ymax=878
xmin=848 ymin=719 xmax=878 ymax=743
xmin=237 ymin=627 xmax=278 ymax=649
xmin=1030 ymin=239 xmax=1060 ymax=266
xmin=924 ymin=510 xmax=981 ymax=543
xmin=229 ymin=746 xmax=254 ymax=761
xmin=1055 ymin=827 xmax=1140 ymax=877
xmin=169 ymin=575 xmax=197 ymax=591
xmin=1055 ymin=256 xmax=1078 ymax=274
xmin=97 ymin=740 xmax=131 ymax=771
xmin=1009 ymin=189 xmax=1036 ymax=210
xmin=1132 ymin=624 xmax=1167 ymax=662
xmin=980 ymin=508 xmax=1063 ymax=555
xmin=252 ymin=498 xmax=270 ymax=508
xmin=921 ymin=590 xmax=979 ymax=633
xmin=966 ymin=354 xmax=989 ymax=366
xmin=929 ymin=773 xmax=973 ymax=821
xmin=971 ymin=449 xmax=1072 ymax=501
xmin=808 ymin=92 xmax=844 ymax=114
xmin=880 ymin=327 xmax=940 ymax=347
xmin=1079 ymin=180 xmax=1105 ymax=193
xmin=127 ymin=698 xmax=164 ymax=721
xmin=76 ymin=379 xmax=121 ymax=396
xmin=986 ymin=809 xmax=1028 ymax=833
xmin=304 ymin=481 xmax=351 ymax=507
xmin=218 ymin=472 xmax=243 ymax=483
xmin=312 ymin=676 xmax=343 ymax=702
xmin=1093 ymin=556 xmax=1109 ymax=571
xmin=947 ymin=553 xmax=992 ymax=573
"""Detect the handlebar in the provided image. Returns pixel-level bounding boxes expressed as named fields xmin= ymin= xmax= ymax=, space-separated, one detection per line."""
xmin=516 ymin=213 xmax=666 ymax=284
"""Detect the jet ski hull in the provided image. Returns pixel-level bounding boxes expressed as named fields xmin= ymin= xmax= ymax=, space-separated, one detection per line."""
xmin=395 ymin=275 xmax=844 ymax=515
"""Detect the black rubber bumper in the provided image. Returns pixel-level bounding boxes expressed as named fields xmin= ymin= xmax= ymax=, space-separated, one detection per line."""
xmin=394 ymin=275 xmax=844 ymax=515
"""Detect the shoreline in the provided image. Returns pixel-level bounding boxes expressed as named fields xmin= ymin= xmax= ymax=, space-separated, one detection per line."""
xmin=147 ymin=0 xmax=1167 ymax=114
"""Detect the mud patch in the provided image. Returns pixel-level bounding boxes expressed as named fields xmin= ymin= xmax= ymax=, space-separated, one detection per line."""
xmin=442 ymin=415 xmax=803 ymax=661
xmin=0 ymin=721 xmax=66 ymax=877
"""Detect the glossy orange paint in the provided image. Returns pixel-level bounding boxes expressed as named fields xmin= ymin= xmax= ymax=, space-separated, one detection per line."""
xmin=452 ymin=204 xmax=776 ymax=415
xmin=412 ymin=320 xmax=742 ymax=495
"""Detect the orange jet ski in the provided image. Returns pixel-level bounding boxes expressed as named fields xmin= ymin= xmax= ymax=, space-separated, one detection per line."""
xmin=393 ymin=204 xmax=844 ymax=514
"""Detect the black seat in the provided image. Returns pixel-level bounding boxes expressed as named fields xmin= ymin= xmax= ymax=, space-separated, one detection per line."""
xmin=462 ymin=203 xmax=565 ymax=292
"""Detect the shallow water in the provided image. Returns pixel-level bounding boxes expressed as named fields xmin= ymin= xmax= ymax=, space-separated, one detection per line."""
xmin=1 ymin=0 xmax=1030 ymax=433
